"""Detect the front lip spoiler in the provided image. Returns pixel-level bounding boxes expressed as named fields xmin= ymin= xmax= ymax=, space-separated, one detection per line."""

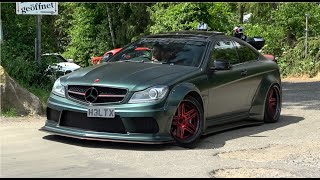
xmin=39 ymin=127 xmax=174 ymax=145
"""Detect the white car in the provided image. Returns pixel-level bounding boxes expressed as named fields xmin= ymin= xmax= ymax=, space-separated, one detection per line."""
xmin=42 ymin=53 xmax=81 ymax=74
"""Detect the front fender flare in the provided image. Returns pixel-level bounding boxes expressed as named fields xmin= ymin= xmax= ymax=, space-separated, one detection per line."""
xmin=162 ymin=82 xmax=203 ymax=132
xmin=165 ymin=82 xmax=202 ymax=110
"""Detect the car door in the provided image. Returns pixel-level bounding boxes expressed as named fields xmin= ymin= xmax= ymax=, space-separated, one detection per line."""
xmin=232 ymin=39 xmax=262 ymax=108
xmin=206 ymin=38 xmax=252 ymax=125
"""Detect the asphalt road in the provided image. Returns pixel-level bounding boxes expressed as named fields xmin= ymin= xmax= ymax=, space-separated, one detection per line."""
xmin=1 ymin=79 xmax=320 ymax=178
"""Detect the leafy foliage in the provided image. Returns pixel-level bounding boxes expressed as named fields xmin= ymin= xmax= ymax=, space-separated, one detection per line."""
xmin=53 ymin=2 xmax=74 ymax=53
xmin=2 ymin=108 xmax=17 ymax=117
xmin=242 ymin=3 xmax=277 ymax=24
xmin=148 ymin=3 xmax=234 ymax=34
xmin=272 ymin=3 xmax=320 ymax=39
xmin=242 ymin=24 xmax=287 ymax=57
xmin=1 ymin=3 xmax=57 ymax=102
xmin=1 ymin=3 xmax=54 ymax=86
xmin=277 ymin=37 xmax=320 ymax=77
xmin=63 ymin=3 xmax=152 ymax=67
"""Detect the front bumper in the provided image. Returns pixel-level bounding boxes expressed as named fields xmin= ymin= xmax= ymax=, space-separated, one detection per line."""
xmin=40 ymin=125 xmax=173 ymax=144
xmin=40 ymin=93 xmax=177 ymax=144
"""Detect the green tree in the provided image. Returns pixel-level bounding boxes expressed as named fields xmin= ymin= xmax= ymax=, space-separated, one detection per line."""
xmin=243 ymin=3 xmax=278 ymax=24
xmin=54 ymin=2 xmax=75 ymax=53
xmin=277 ymin=37 xmax=320 ymax=77
xmin=1 ymin=2 xmax=60 ymax=101
xmin=62 ymin=3 xmax=98 ymax=67
xmin=63 ymin=3 xmax=152 ymax=67
xmin=272 ymin=3 xmax=320 ymax=46
xmin=1 ymin=3 xmax=58 ymax=86
xmin=148 ymin=3 xmax=234 ymax=34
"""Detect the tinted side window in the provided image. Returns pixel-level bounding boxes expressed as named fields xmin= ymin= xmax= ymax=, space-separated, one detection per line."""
xmin=42 ymin=55 xmax=57 ymax=64
xmin=56 ymin=55 xmax=67 ymax=63
xmin=209 ymin=40 xmax=239 ymax=67
xmin=233 ymin=41 xmax=259 ymax=63
xmin=43 ymin=55 xmax=66 ymax=64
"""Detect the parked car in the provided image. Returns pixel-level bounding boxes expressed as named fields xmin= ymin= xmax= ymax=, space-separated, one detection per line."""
xmin=263 ymin=54 xmax=277 ymax=62
xmin=42 ymin=53 xmax=81 ymax=74
xmin=91 ymin=48 xmax=122 ymax=65
xmin=40 ymin=31 xmax=282 ymax=148
xmin=91 ymin=47 xmax=152 ymax=65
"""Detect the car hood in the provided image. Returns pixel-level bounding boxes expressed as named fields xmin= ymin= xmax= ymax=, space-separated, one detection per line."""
xmin=61 ymin=61 xmax=198 ymax=91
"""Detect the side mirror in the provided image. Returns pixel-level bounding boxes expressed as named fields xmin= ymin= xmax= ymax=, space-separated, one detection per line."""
xmin=67 ymin=59 xmax=74 ymax=63
xmin=210 ymin=60 xmax=231 ymax=71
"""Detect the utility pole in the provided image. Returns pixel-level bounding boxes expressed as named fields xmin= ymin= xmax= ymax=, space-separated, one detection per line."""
xmin=305 ymin=14 xmax=309 ymax=58
xmin=35 ymin=15 xmax=42 ymax=64
xmin=0 ymin=19 xmax=3 ymax=44
xmin=0 ymin=3 xmax=3 ymax=44
xmin=238 ymin=3 xmax=244 ymax=24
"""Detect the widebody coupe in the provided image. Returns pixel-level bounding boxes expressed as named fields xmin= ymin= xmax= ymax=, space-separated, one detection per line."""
xmin=40 ymin=31 xmax=282 ymax=148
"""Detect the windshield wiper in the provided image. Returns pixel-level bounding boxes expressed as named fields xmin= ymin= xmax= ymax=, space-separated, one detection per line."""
xmin=120 ymin=60 xmax=145 ymax=63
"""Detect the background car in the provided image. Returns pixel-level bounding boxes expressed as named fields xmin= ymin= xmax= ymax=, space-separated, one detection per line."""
xmin=41 ymin=53 xmax=81 ymax=82
xmin=263 ymin=54 xmax=277 ymax=62
xmin=91 ymin=48 xmax=122 ymax=65
xmin=41 ymin=31 xmax=282 ymax=148
xmin=42 ymin=53 xmax=81 ymax=73
xmin=91 ymin=47 xmax=152 ymax=65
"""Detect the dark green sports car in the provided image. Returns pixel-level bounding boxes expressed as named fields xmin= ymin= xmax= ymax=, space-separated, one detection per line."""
xmin=40 ymin=31 xmax=282 ymax=148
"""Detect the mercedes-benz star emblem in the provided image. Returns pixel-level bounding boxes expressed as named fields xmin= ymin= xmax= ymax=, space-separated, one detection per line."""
xmin=84 ymin=87 xmax=99 ymax=103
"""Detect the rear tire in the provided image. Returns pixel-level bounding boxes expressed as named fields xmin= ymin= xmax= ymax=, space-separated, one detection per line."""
xmin=264 ymin=84 xmax=281 ymax=123
xmin=170 ymin=95 xmax=203 ymax=149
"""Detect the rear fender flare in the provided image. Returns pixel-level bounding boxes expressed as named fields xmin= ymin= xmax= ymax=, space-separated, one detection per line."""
xmin=250 ymin=73 xmax=281 ymax=120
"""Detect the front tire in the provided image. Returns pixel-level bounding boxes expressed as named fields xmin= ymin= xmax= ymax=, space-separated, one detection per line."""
xmin=170 ymin=95 xmax=203 ymax=148
xmin=264 ymin=84 xmax=281 ymax=123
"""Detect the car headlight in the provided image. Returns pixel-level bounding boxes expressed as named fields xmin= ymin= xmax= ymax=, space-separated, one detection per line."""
xmin=128 ymin=85 xmax=169 ymax=103
xmin=52 ymin=78 xmax=65 ymax=97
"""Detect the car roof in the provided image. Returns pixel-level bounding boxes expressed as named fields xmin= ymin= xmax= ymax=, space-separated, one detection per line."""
xmin=145 ymin=30 xmax=224 ymax=40
xmin=42 ymin=53 xmax=60 ymax=56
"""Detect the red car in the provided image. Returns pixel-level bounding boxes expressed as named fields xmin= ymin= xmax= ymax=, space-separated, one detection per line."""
xmin=263 ymin=54 xmax=276 ymax=62
xmin=91 ymin=47 xmax=152 ymax=65
xmin=91 ymin=48 xmax=123 ymax=65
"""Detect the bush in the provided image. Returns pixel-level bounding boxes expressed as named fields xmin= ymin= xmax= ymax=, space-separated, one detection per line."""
xmin=277 ymin=37 xmax=320 ymax=77
xmin=1 ymin=3 xmax=57 ymax=103
xmin=1 ymin=43 xmax=53 ymax=103
xmin=1 ymin=108 xmax=17 ymax=117
xmin=148 ymin=3 xmax=234 ymax=34
xmin=242 ymin=24 xmax=288 ymax=57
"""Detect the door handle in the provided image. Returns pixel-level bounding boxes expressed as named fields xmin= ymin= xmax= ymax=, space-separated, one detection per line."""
xmin=241 ymin=70 xmax=247 ymax=76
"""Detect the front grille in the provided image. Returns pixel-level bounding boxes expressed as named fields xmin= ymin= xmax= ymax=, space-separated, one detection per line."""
xmin=60 ymin=111 xmax=126 ymax=133
xmin=67 ymin=85 xmax=127 ymax=104
xmin=47 ymin=108 xmax=60 ymax=122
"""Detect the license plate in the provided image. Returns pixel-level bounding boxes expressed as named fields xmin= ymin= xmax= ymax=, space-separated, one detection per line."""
xmin=87 ymin=107 xmax=115 ymax=118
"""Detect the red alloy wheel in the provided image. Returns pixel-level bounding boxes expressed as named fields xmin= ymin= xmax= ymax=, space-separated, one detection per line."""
xmin=267 ymin=87 xmax=280 ymax=119
xmin=171 ymin=101 xmax=200 ymax=141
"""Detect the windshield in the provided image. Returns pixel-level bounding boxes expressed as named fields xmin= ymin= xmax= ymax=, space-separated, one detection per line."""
xmin=109 ymin=38 xmax=207 ymax=67
xmin=42 ymin=55 xmax=67 ymax=64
